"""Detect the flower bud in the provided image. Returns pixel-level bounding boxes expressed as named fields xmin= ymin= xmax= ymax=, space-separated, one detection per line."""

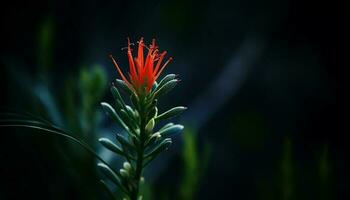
xmin=119 ymin=169 xmax=129 ymax=178
xmin=123 ymin=162 xmax=131 ymax=171
xmin=145 ymin=118 xmax=155 ymax=134
xmin=152 ymin=132 xmax=161 ymax=139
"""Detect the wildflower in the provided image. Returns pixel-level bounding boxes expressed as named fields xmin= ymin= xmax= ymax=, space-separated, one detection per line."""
xmin=100 ymin=37 xmax=185 ymax=200
xmin=109 ymin=37 xmax=172 ymax=95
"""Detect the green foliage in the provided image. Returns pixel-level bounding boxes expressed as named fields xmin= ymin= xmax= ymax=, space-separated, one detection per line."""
xmin=179 ymin=128 xmax=211 ymax=200
xmin=0 ymin=112 xmax=116 ymax=172
xmin=37 ymin=16 xmax=54 ymax=73
xmin=145 ymin=138 xmax=172 ymax=159
xmin=79 ymin=66 xmax=108 ymax=139
xmin=157 ymin=124 xmax=184 ymax=138
xmin=115 ymin=79 xmax=133 ymax=95
xmin=98 ymin=163 xmax=126 ymax=192
xmin=99 ymin=138 xmax=125 ymax=156
xmin=99 ymin=77 xmax=185 ymax=200
xmin=157 ymin=74 xmax=176 ymax=89
xmin=101 ymin=102 xmax=129 ymax=132
xmin=100 ymin=180 xmax=118 ymax=200
xmin=155 ymin=106 xmax=187 ymax=122
xmin=3 ymin=16 xmax=114 ymax=200
xmin=153 ymin=79 xmax=178 ymax=98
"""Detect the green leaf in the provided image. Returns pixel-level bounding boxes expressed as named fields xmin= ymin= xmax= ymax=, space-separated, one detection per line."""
xmin=99 ymin=138 xmax=125 ymax=156
xmin=145 ymin=138 xmax=172 ymax=159
xmin=99 ymin=180 xmax=117 ymax=200
xmin=111 ymin=85 xmax=126 ymax=106
xmin=158 ymin=124 xmax=184 ymax=138
xmin=155 ymin=106 xmax=187 ymax=122
xmin=154 ymin=79 xmax=178 ymax=98
xmin=157 ymin=74 xmax=176 ymax=89
xmin=159 ymin=123 xmax=174 ymax=132
xmin=145 ymin=132 xmax=161 ymax=146
xmin=119 ymin=109 xmax=137 ymax=131
xmin=0 ymin=111 xmax=128 ymax=195
xmin=115 ymin=100 xmax=125 ymax=110
xmin=145 ymin=118 xmax=155 ymax=134
xmin=115 ymin=79 xmax=133 ymax=95
xmin=148 ymin=106 xmax=158 ymax=120
xmin=125 ymin=105 xmax=135 ymax=116
xmin=131 ymin=93 xmax=140 ymax=111
xmin=97 ymin=163 xmax=125 ymax=192
xmin=111 ymin=86 xmax=133 ymax=116
xmin=151 ymin=81 xmax=158 ymax=92
xmin=0 ymin=119 xmax=50 ymax=127
xmin=145 ymin=99 xmax=157 ymax=112
xmin=126 ymin=105 xmax=139 ymax=121
xmin=111 ymin=86 xmax=138 ymax=131
xmin=116 ymin=134 xmax=135 ymax=151
xmin=101 ymin=102 xmax=129 ymax=132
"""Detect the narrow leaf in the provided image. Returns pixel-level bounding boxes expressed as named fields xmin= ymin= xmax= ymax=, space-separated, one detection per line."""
xmin=145 ymin=138 xmax=172 ymax=159
xmin=154 ymin=79 xmax=177 ymax=98
xmin=151 ymin=81 xmax=158 ymax=92
xmin=111 ymin=85 xmax=126 ymax=106
xmin=97 ymin=163 xmax=125 ymax=192
xmin=157 ymin=74 xmax=176 ymax=89
xmin=111 ymin=86 xmax=134 ymax=119
xmin=126 ymin=105 xmax=139 ymax=122
xmin=0 ymin=112 xmax=126 ymax=194
xmin=115 ymin=79 xmax=133 ymax=95
xmin=145 ymin=132 xmax=161 ymax=146
xmin=155 ymin=106 xmax=187 ymax=122
xmin=148 ymin=106 xmax=158 ymax=120
xmin=0 ymin=121 xmax=121 ymax=179
xmin=101 ymin=102 xmax=129 ymax=132
xmin=158 ymin=124 xmax=184 ymax=138
xmin=159 ymin=123 xmax=174 ymax=132
xmin=99 ymin=180 xmax=117 ymax=200
xmin=116 ymin=134 xmax=135 ymax=150
xmin=99 ymin=138 xmax=125 ymax=156
xmin=119 ymin=109 xmax=137 ymax=130
xmin=131 ymin=93 xmax=140 ymax=111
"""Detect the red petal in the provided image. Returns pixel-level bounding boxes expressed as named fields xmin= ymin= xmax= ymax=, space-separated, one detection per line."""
xmin=137 ymin=37 xmax=144 ymax=68
xmin=153 ymin=51 xmax=167 ymax=76
xmin=127 ymin=38 xmax=138 ymax=84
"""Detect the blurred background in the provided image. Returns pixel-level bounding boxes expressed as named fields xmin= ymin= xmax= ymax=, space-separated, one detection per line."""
xmin=0 ymin=0 xmax=348 ymax=199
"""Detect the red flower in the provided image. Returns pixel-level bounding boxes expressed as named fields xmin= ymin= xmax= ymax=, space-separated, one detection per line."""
xmin=110 ymin=37 xmax=172 ymax=95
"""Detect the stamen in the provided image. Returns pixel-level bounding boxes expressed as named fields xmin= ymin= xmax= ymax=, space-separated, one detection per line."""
xmin=121 ymin=45 xmax=134 ymax=51
xmin=137 ymin=42 xmax=149 ymax=51
xmin=121 ymin=38 xmax=135 ymax=50
xmin=153 ymin=51 xmax=167 ymax=74
xmin=109 ymin=54 xmax=132 ymax=87
xmin=155 ymin=57 xmax=172 ymax=80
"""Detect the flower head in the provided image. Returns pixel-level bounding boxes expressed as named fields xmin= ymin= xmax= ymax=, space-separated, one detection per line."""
xmin=110 ymin=37 xmax=172 ymax=95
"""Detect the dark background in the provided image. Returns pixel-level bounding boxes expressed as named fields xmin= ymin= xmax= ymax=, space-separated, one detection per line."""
xmin=1 ymin=0 xmax=348 ymax=199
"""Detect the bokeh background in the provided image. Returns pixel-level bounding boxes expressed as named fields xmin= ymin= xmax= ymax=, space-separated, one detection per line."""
xmin=1 ymin=0 xmax=348 ymax=199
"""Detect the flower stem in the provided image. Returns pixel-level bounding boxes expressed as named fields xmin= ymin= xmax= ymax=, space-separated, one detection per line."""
xmin=130 ymin=103 xmax=146 ymax=200
xmin=131 ymin=143 xmax=144 ymax=200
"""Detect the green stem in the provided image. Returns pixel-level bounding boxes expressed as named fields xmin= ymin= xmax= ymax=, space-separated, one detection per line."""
xmin=130 ymin=103 xmax=146 ymax=200
xmin=131 ymin=142 xmax=144 ymax=200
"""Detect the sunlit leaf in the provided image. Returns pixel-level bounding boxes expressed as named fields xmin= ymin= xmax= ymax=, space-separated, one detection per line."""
xmin=156 ymin=106 xmax=186 ymax=122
